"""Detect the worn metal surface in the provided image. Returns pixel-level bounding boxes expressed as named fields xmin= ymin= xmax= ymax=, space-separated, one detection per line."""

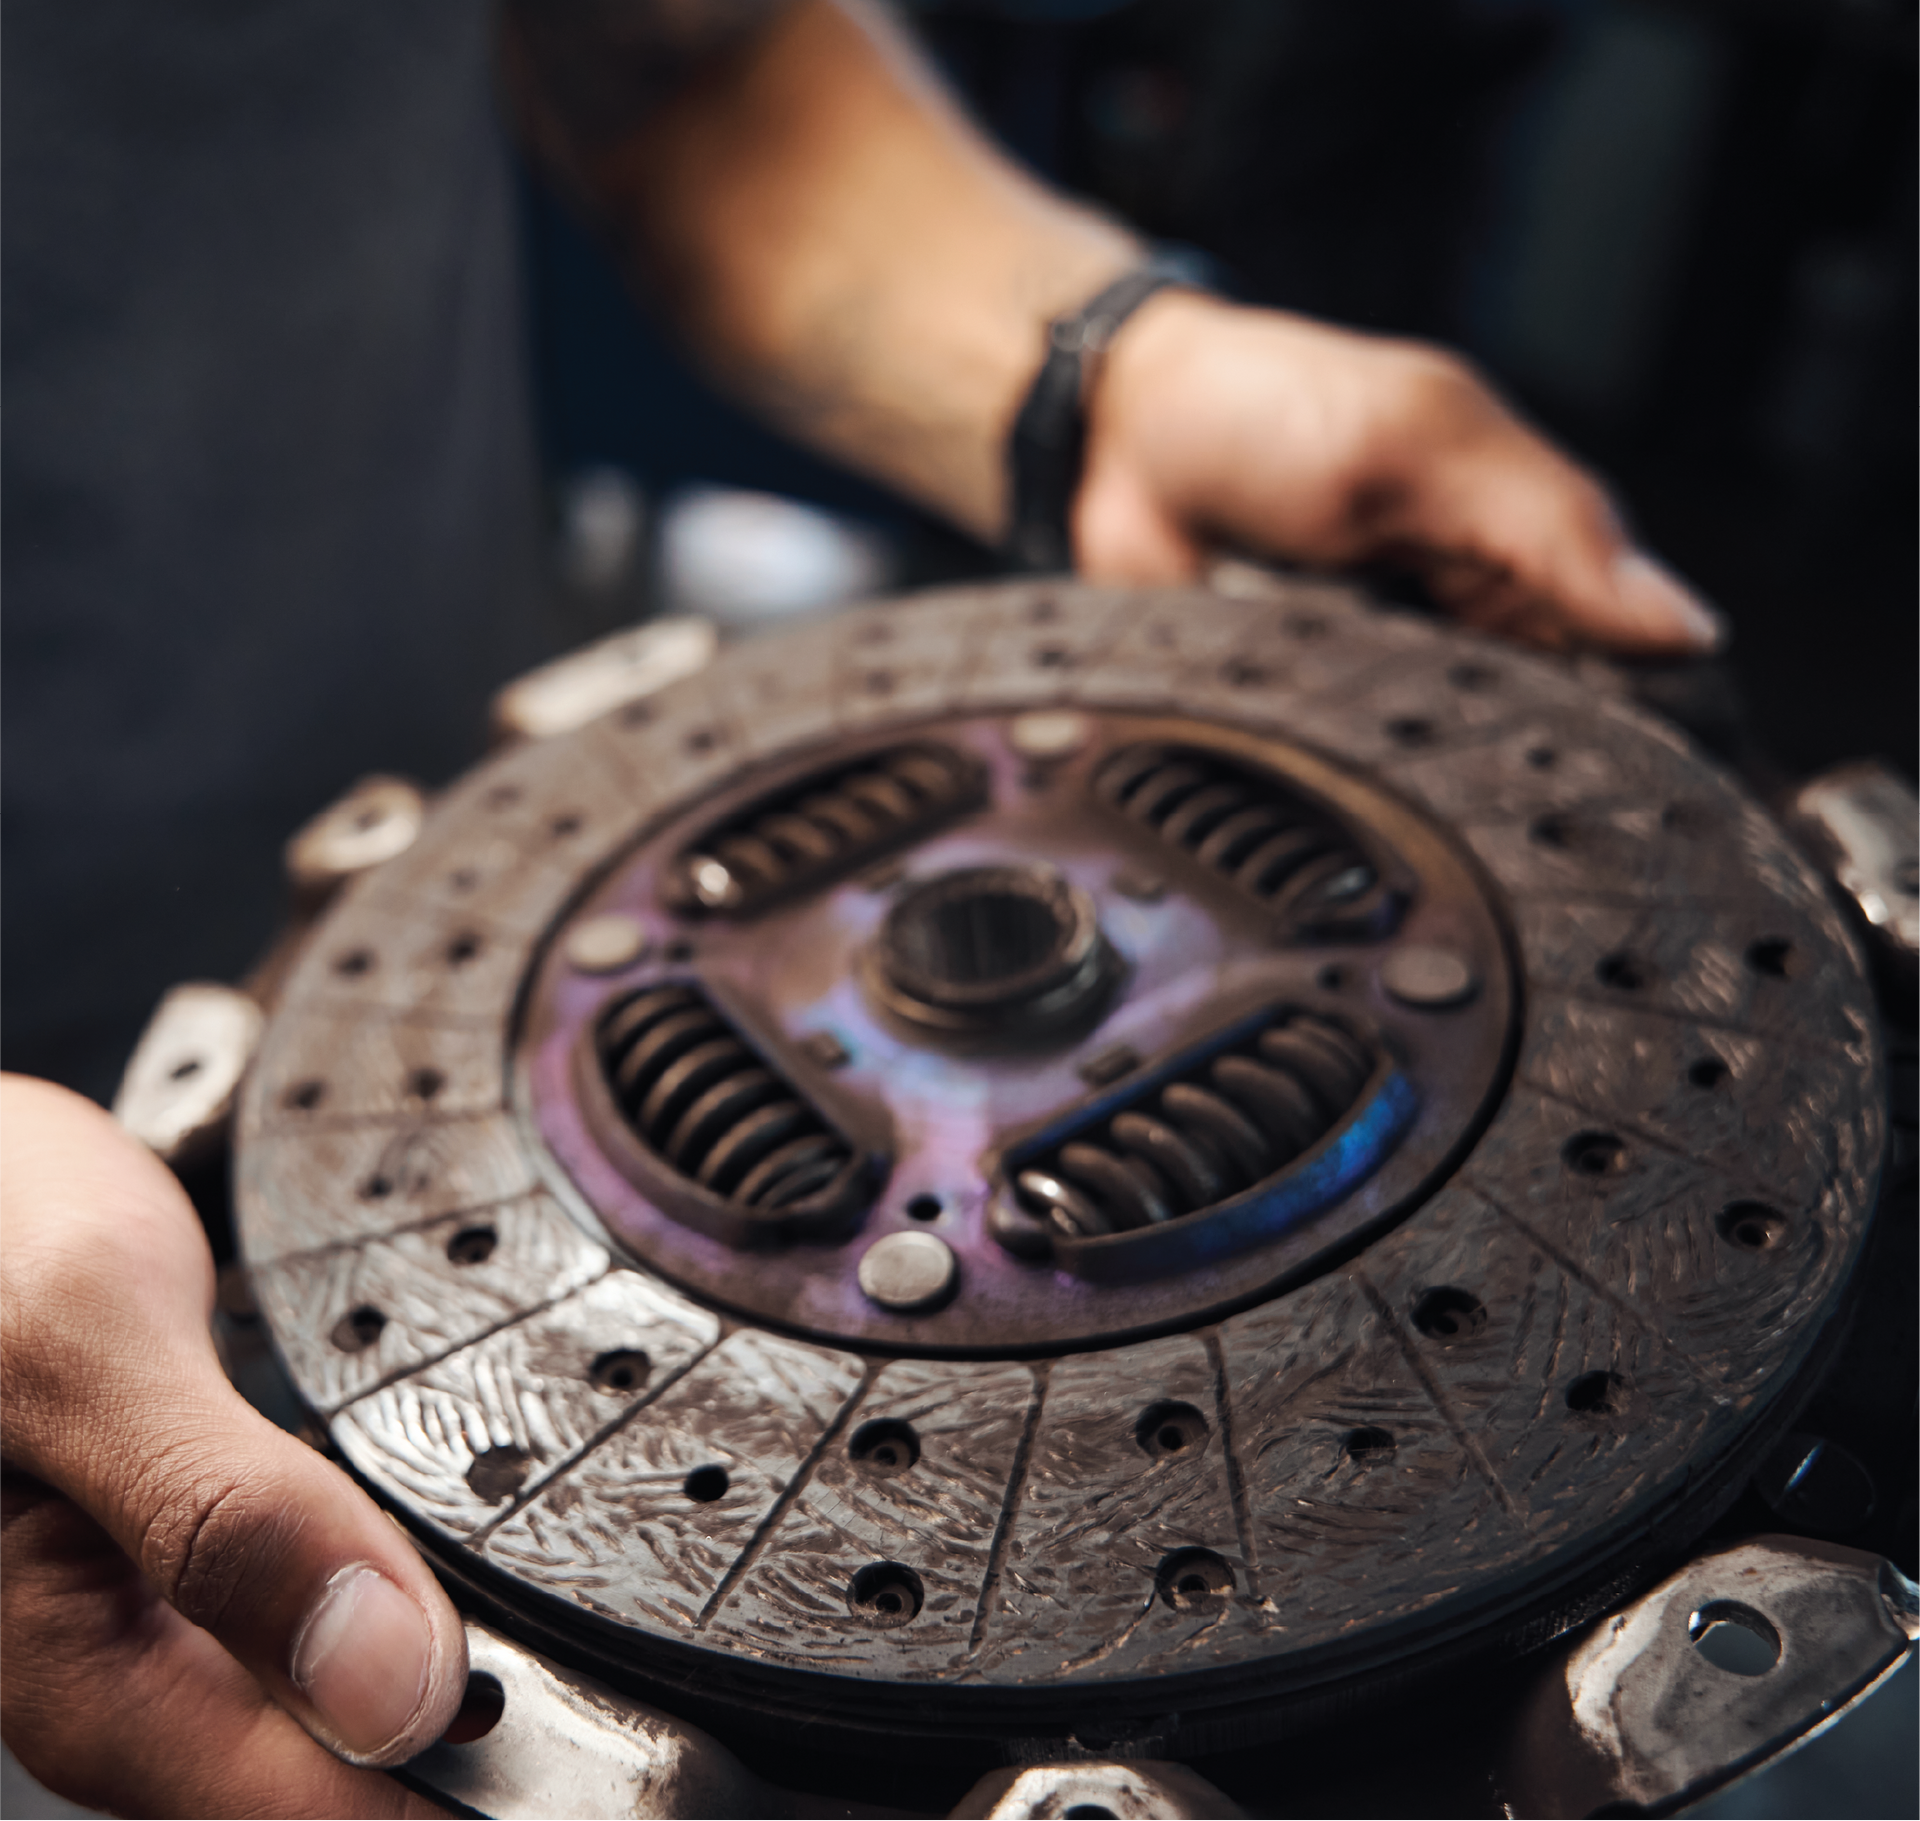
xmin=406 ymin=1621 xmax=1243 ymax=1819
xmin=491 ymin=616 xmax=718 ymax=744
xmin=1786 ymin=759 xmax=1918 ymax=994
xmin=284 ymin=774 xmax=426 ymax=906
xmin=401 ymin=1552 xmax=1920 ymax=1821
xmin=1498 ymin=1536 xmax=1918 ymax=1816
xmin=951 ymin=1760 xmax=1240 ymax=1818
xmin=113 ymin=981 xmax=264 ymax=1165
xmin=235 ymin=577 xmax=1885 ymax=1759
xmin=524 ymin=703 xmax=1516 ymax=1352
xmin=404 ymin=1621 xmax=774 ymax=1818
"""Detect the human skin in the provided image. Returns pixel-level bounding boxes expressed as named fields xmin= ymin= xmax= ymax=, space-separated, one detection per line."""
xmin=3 ymin=4 xmax=1720 ymax=1815
xmin=510 ymin=0 xmax=1720 ymax=654
xmin=1 ymin=1076 xmax=459 ymax=1817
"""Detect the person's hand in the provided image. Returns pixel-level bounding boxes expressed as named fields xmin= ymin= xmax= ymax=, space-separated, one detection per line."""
xmin=1 ymin=1074 xmax=464 ymax=1817
xmin=1080 ymin=290 xmax=1724 ymax=656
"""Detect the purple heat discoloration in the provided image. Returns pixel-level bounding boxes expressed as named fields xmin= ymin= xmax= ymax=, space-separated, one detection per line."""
xmin=517 ymin=710 xmax=1514 ymax=1353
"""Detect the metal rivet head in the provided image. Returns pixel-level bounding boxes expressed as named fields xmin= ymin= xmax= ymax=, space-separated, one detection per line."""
xmin=565 ymin=912 xmax=650 ymax=975
xmin=687 ymin=857 xmax=737 ymax=909
xmin=1381 ymin=944 xmax=1478 ymax=1008
xmin=1078 ymin=1043 xmax=1141 ymax=1087
xmin=857 ymin=1231 xmax=957 ymax=1313
xmin=1007 ymin=709 xmax=1092 ymax=761
xmin=1110 ymin=866 xmax=1166 ymax=904
xmin=800 ymin=1029 xmax=851 ymax=1070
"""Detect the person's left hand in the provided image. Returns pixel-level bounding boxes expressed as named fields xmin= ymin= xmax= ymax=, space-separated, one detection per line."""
xmin=1 ymin=1074 xmax=462 ymax=1817
xmin=1078 ymin=289 xmax=1724 ymax=658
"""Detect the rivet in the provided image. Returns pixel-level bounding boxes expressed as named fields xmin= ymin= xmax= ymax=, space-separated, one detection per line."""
xmin=565 ymin=912 xmax=650 ymax=975
xmin=1007 ymin=709 xmax=1092 ymax=762
xmin=1381 ymin=944 xmax=1477 ymax=1008
xmin=1111 ymin=867 xmax=1167 ymax=904
xmin=800 ymin=1030 xmax=851 ymax=1070
xmin=1078 ymin=1043 xmax=1141 ymax=1087
xmin=687 ymin=857 xmax=736 ymax=909
xmin=857 ymin=1231 xmax=957 ymax=1313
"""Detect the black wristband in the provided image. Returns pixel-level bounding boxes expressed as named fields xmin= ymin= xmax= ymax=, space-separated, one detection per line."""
xmin=1004 ymin=252 xmax=1204 ymax=573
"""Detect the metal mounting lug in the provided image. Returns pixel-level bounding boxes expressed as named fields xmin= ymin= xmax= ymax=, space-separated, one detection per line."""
xmin=112 ymin=981 xmax=263 ymax=1166
xmin=404 ymin=1621 xmax=775 ymax=1819
xmin=1498 ymin=1536 xmax=1919 ymax=1817
xmin=1786 ymin=760 xmax=1918 ymax=994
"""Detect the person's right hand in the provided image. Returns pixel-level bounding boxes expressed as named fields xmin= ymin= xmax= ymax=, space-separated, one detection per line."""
xmin=1079 ymin=291 xmax=1726 ymax=657
xmin=1 ymin=1073 xmax=465 ymax=1817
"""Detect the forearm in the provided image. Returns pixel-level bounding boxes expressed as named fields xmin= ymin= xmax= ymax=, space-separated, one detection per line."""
xmin=507 ymin=0 xmax=1137 ymax=541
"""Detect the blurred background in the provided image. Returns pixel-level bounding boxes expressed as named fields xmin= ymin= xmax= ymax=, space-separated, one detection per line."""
xmin=26 ymin=0 xmax=1920 ymax=1106
xmin=533 ymin=0 xmax=1916 ymax=788
xmin=3 ymin=0 xmax=1914 ymax=1813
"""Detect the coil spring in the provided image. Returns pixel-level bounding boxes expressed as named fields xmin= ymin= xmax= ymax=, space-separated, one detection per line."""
xmin=673 ymin=743 xmax=982 ymax=914
xmin=598 ymin=984 xmax=856 ymax=1212
xmin=1015 ymin=1011 xmax=1375 ymax=1238
xmin=1096 ymin=745 xmax=1376 ymax=913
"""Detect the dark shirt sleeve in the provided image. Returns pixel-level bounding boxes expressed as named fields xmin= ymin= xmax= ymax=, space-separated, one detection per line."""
xmin=503 ymin=0 xmax=799 ymax=149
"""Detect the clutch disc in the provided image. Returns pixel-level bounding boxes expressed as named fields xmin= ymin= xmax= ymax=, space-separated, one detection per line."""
xmin=234 ymin=576 xmax=1885 ymax=1760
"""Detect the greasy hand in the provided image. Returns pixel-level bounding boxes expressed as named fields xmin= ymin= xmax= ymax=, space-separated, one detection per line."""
xmin=1 ymin=1074 xmax=462 ymax=1818
xmin=1079 ymin=292 xmax=1722 ymax=656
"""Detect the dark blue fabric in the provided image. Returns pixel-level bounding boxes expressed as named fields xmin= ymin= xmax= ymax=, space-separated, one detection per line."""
xmin=3 ymin=2 xmax=547 ymax=1097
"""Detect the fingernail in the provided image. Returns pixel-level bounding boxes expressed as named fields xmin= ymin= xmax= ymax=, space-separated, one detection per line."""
xmin=1614 ymin=550 xmax=1727 ymax=652
xmin=291 ymin=1563 xmax=432 ymax=1761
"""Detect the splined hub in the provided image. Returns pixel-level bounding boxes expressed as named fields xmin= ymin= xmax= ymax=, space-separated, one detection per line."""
xmin=868 ymin=862 xmax=1117 ymax=1044
xmin=519 ymin=704 xmax=1513 ymax=1352
xmin=235 ymin=577 xmax=1885 ymax=1762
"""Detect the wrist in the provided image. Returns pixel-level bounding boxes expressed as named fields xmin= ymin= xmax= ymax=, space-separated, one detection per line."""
xmin=1003 ymin=255 xmax=1212 ymax=571
xmin=1082 ymin=289 xmax=1234 ymax=497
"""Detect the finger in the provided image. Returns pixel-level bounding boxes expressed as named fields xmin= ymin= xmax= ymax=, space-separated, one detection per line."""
xmin=1 ymin=1075 xmax=467 ymax=1767
xmin=1395 ymin=420 xmax=1726 ymax=657
xmin=1084 ymin=296 xmax=1727 ymax=656
xmin=3 ymin=1477 xmax=450 ymax=1818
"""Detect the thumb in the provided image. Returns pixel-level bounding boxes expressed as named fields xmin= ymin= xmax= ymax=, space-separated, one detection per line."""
xmin=1 ymin=1074 xmax=467 ymax=1767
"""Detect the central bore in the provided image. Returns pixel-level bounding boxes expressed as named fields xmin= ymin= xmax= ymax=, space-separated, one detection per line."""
xmin=896 ymin=879 xmax=1065 ymax=990
xmin=870 ymin=863 xmax=1116 ymax=1040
